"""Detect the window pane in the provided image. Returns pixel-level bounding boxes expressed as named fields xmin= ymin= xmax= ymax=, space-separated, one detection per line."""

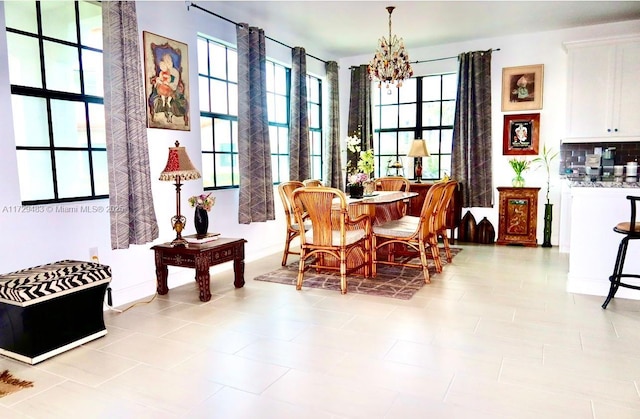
xmin=308 ymin=78 xmax=319 ymax=102
xmin=41 ymin=1 xmax=77 ymax=43
xmin=442 ymin=101 xmax=456 ymax=125
xmin=92 ymin=150 xmax=108 ymax=195
xmin=11 ymin=95 xmax=49 ymax=146
xmin=202 ymin=153 xmax=214 ymax=188
xmin=399 ymin=103 xmax=416 ymax=127
xmin=197 ymin=38 xmax=208 ymax=75
xmin=51 ymin=99 xmax=87 ymax=147
xmin=200 ymin=117 xmax=213 ymax=152
xmin=398 ymin=78 xmax=417 ymax=102
xmin=44 ymin=40 xmax=81 ymax=93
xmin=228 ymin=84 xmax=238 ymax=116
xmin=227 ymin=50 xmax=238 ymax=83
xmin=210 ymin=80 xmax=228 ymax=114
xmin=214 ymin=119 xmax=232 ymax=151
xmin=79 ymin=1 xmax=103 ymax=49
xmin=56 ymin=150 xmax=91 ymax=198
xmin=441 ymin=129 xmax=453 ymax=151
xmin=278 ymin=127 xmax=289 ymax=154
xmin=380 ymin=88 xmax=398 ymax=105
xmin=423 ymin=77 xmax=442 ymax=101
xmin=422 ymin=102 xmax=442 ymax=126
xmin=215 ymin=153 xmax=234 ymax=187
xmin=274 ymin=95 xmax=288 ymax=124
xmin=422 ymin=155 xmax=439 ymax=179
xmin=82 ymin=49 xmax=103 ymax=96
xmin=4 ymin=1 xmax=38 ymax=34
xmin=423 ymin=130 xmax=441 ymax=154
xmin=274 ymin=65 xmax=287 ymax=94
xmin=199 ymin=76 xmax=210 ymax=111
xmin=309 ymin=103 xmax=320 ymax=128
xmin=378 ymin=132 xmax=396 ymax=154
xmin=380 ymin=105 xmax=398 ymax=128
xmin=88 ymin=103 xmax=106 ymax=147
xmin=209 ymin=43 xmax=227 ymax=79
xmin=442 ymin=74 xmax=458 ymax=100
xmin=6 ymin=33 xmax=42 ymax=88
xmin=16 ymin=150 xmax=54 ymax=201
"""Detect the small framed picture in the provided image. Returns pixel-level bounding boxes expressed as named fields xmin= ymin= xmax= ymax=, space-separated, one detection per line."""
xmin=503 ymin=113 xmax=540 ymax=155
xmin=143 ymin=31 xmax=190 ymax=131
xmin=501 ymin=64 xmax=544 ymax=111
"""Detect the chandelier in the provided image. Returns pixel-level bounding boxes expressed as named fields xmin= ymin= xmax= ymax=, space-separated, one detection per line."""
xmin=368 ymin=6 xmax=413 ymax=89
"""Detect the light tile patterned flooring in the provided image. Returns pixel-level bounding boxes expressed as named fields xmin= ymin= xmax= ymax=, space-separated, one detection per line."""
xmin=2 ymin=244 xmax=640 ymax=418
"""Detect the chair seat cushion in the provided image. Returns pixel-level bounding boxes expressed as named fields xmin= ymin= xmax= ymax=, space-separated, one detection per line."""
xmin=374 ymin=216 xmax=420 ymax=237
xmin=304 ymin=229 xmax=366 ymax=246
xmin=615 ymin=222 xmax=640 ymax=234
xmin=292 ymin=221 xmax=312 ymax=231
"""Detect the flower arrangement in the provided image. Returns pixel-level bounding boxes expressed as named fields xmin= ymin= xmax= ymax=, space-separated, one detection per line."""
xmin=509 ymin=157 xmax=530 ymax=187
xmin=345 ymin=133 xmax=375 ymax=185
xmin=188 ymin=192 xmax=215 ymax=212
xmin=508 ymin=157 xmax=530 ymax=176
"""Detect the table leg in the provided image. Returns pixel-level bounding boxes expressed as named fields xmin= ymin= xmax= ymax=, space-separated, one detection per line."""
xmin=234 ymin=247 xmax=245 ymax=288
xmin=195 ymin=256 xmax=212 ymax=302
xmin=154 ymin=251 xmax=169 ymax=295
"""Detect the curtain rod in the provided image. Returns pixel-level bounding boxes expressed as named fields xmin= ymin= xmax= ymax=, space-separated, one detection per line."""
xmin=187 ymin=2 xmax=328 ymax=64
xmin=350 ymin=48 xmax=501 ymax=69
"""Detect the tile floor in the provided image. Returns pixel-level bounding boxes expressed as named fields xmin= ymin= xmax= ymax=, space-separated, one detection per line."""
xmin=1 ymin=244 xmax=640 ymax=418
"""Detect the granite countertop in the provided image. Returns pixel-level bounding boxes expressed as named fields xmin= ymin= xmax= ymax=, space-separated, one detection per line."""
xmin=567 ymin=180 xmax=640 ymax=188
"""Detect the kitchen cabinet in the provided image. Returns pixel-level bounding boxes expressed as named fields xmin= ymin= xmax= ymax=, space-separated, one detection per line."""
xmin=496 ymin=187 xmax=540 ymax=247
xmin=564 ymin=36 xmax=640 ymax=143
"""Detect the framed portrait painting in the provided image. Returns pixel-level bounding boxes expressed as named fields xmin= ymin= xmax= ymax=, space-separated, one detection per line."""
xmin=503 ymin=113 xmax=540 ymax=155
xmin=501 ymin=64 xmax=543 ymax=112
xmin=143 ymin=31 xmax=190 ymax=131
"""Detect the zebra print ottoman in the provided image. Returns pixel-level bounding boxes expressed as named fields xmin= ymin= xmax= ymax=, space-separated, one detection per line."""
xmin=0 ymin=260 xmax=111 ymax=364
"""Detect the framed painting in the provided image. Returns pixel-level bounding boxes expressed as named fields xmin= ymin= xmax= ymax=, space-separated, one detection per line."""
xmin=501 ymin=64 xmax=544 ymax=112
xmin=143 ymin=31 xmax=190 ymax=131
xmin=503 ymin=113 xmax=540 ymax=155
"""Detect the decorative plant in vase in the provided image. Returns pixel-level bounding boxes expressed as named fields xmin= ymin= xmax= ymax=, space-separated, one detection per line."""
xmin=532 ymin=145 xmax=559 ymax=247
xmin=188 ymin=192 xmax=215 ymax=238
xmin=345 ymin=132 xmax=375 ymax=198
xmin=508 ymin=157 xmax=531 ymax=187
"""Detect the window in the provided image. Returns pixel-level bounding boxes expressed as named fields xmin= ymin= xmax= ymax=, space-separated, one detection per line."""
xmin=372 ymin=73 xmax=456 ymax=180
xmin=307 ymin=75 xmax=323 ymax=181
xmin=198 ymin=37 xmax=238 ymax=188
xmin=6 ymin=1 xmax=105 ymax=204
xmin=198 ymin=36 xmax=299 ymax=187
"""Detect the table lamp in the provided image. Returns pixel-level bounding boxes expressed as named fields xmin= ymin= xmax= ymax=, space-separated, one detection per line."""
xmin=159 ymin=141 xmax=201 ymax=246
xmin=407 ymin=139 xmax=430 ymax=183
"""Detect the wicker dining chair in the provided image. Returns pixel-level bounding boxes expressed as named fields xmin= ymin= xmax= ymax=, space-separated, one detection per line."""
xmin=434 ymin=180 xmax=459 ymax=263
xmin=375 ymin=176 xmax=411 ymax=216
xmin=303 ymin=179 xmax=323 ymax=187
xmin=371 ymin=181 xmax=447 ymax=283
xmin=291 ymin=186 xmax=372 ymax=294
xmin=277 ymin=181 xmax=308 ymax=266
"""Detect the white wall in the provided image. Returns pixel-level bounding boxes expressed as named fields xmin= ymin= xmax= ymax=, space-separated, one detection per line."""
xmin=338 ymin=19 xmax=640 ymax=245
xmin=0 ymin=1 xmax=638 ymax=307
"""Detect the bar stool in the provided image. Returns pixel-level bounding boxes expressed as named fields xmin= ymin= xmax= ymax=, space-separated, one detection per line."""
xmin=602 ymin=195 xmax=640 ymax=309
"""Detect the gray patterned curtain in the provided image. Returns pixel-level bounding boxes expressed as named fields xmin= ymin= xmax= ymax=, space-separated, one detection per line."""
xmin=348 ymin=65 xmax=373 ymax=174
xmin=236 ymin=23 xmax=275 ymax=224
xmin=102 ymin=1 xmax=159 ymax=249
xmin=452 ymin=50 xmax=493 ymax=208
xmin=289 ymin=47 xmax=310 ymax=181
xmin=324 ymin=61 xmax=342 ymax=189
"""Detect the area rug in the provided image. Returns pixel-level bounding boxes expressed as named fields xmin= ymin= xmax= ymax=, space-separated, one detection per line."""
xmin=0 ymin=370 xmax=33 ymax=398
xmin=254 ymin=248 xmax=461 ymax=300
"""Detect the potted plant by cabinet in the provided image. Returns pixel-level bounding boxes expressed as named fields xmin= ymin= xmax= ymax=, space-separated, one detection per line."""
xmin=532 ymin=145 xmax=559 ymax=247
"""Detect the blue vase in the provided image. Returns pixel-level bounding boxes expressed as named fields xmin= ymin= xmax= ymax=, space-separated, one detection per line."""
xmin=194 ymin=207 xmax=209 ymax=237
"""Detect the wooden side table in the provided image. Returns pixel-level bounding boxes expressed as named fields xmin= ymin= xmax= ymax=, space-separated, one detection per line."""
xmin=496 ymin=187 xmax=540 ymax=247
xmin=151 ymin=238 xmax=247 ymax=302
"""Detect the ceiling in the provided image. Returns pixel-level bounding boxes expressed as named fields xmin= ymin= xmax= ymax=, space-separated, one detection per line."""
xmin=205 ymin=1 xmax=640 ymax=59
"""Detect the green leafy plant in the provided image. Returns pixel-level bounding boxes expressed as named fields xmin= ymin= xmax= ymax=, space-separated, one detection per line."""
xmin=508 ymin=157 xmax=531 ymax=176
xmin=532 ymin=145 xmax=559 ymax=204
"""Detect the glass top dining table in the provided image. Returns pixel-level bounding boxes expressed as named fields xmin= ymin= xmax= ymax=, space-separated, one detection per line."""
xmin=335 ymin=190 xmax=418 ymax=226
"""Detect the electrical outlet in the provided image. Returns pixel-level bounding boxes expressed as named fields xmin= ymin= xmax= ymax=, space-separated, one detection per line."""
xmin=89 ymin=247 xmax=99 ymax=263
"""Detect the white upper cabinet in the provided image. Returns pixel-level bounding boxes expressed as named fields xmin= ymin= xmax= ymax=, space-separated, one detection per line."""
xmin=564 ymin=36 xmax=640 ymax=143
